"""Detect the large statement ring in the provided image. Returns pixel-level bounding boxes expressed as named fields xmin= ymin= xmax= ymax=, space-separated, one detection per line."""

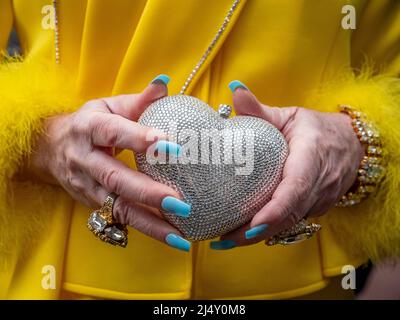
xmin=87 ymin=193 xmax=128 ymax=247
xmin=266 ymin=219 xmax=321 ymax=246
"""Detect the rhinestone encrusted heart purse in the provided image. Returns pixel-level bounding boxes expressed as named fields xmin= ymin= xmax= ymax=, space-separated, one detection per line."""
xmin=136 ymin=95 xmax=289 ymax=240
xmin=84 ymin=0 xmax=320 ymax=246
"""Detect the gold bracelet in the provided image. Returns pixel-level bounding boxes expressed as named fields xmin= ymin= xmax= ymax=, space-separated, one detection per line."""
xmin=335 ymin=105 xmax=385 ymax=207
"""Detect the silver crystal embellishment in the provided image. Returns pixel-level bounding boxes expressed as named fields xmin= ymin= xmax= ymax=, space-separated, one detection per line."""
xmin=88 ymin=212 xmax=107 ymax=232
xmin=218 ymin=104 xmax=232 ymax=118
xmin=104 ymin=226 xmax=125 ymax=242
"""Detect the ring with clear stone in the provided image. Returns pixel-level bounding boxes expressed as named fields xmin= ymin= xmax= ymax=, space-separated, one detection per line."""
xmin=265 ymin=219 xmax=321 ymax=246
xmin=87 ymin=193 xmax=128 ymax=247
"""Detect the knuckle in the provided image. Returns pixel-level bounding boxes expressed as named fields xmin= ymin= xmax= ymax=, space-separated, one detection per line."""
xmin=104 ymin=131 xmax=119 ymax=147
xmin=64 ymin=146 xmax=80 ymax=169
xmin=291 ymin=190 xmax=305 ymax=205
xmin=329 ymin=170 xmax=344 ymax=186
xmin=81 ymin=99 xmax=110 ymax=113
xmin=66 ymin=174 xmax=85 ymax=194
xmin=290 ymin=176 xmax=311 ymax=197
xmin=137 ymin=219 xmax=158 ymax=240
xmin=70 ymin=111 xmax=95 ymax=137
xmin=113 ymin=199 xmax=131 ymax=225
xmin=114 ymin=201 xmax=156 ymax=238
xmin=307 ymin=132 xmax=323 ymax=149
xmin=90 ymin=184 xmax=104 ymax=205
xmin=287 ymin=211 xmax=300 ymax=226
xmin=69 ymin=113 xmax=85 ymax=136
xmin=271 ymin=201 xmax=293 ymax=222
xmin=82 ymin=99 xmax=101 ymax=109
xmin=290 ymin=106 xmax=301 ymax=113
xmin=134 ymin=185 xmax=151 ymax=206
xmin=287 ymin=106 xmax=300 ymax=119
xmin=134 ymin=126 xmax=152 ymax=151
xmin=101 ymin=167 xmax=122 ymax=193
xmin=87 ymin=113 xmax=105 ymax=134
xmin=90 ymin=116 xmax=119 ymax=146
xmin=112 ymin=200 xmax=161 ymax=241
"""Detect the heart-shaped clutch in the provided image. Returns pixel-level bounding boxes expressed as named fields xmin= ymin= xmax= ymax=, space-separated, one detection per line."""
xmin=135 ymin=95 xmax=289 ymax=241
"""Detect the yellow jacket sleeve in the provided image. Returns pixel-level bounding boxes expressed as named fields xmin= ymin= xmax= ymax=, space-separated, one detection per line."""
xmin=0 ymin=0 xmax=83 ymax=277
xmin=0 ymin=2 xmax=81 ymax=268
xmin=0 ymin=55 xmax=82 ymax=267
xmin=308 ymin=0 xmax=400 ymax=261
xmin=0 ymin=0 xmax=13 ymax=50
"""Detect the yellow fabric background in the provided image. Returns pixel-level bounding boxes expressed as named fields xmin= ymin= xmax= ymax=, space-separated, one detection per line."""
xmin=0 ymin=0 xmax=399 ymax=299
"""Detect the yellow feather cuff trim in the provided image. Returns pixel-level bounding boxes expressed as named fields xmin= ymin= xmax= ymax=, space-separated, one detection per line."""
xmin=307 ymin=69 xmax=400 ymax=261
xmin=0 ymin=56 xmax=82 ymax=268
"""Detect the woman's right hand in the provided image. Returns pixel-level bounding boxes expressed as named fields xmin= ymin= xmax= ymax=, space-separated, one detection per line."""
xmin=28 ymin=75 xmax=192 ymax=252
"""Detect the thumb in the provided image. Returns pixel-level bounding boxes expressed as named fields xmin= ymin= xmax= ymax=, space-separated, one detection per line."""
xmin=229 ymin=80 xmax=294 ymax=131
xmin=103 ymin=74 xmax=170 ymax=121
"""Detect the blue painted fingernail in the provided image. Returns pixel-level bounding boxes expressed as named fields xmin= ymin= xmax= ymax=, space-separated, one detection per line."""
xmin=245 ymin=224 xmax=269 ymax=239
xmin=210 ymin=240 xmax=237 ymax=250
xmin=162 ymin=196 xmax=191 ymax=217
xmin=155 ymin=140 xmax=182 ymax=156
xmin=166 ymin=233 xmax=191 ymax=252
xmin=151 ymin=74 xmax=170 ymax=85
xmin=229 ymin=80 xmax=248 ymax=92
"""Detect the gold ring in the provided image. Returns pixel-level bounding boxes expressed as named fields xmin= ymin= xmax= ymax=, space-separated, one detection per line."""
xmin=266 ymin=219 xmax=321 ymax=246
xmin=87 ymin=193 xmax=128 ymax=247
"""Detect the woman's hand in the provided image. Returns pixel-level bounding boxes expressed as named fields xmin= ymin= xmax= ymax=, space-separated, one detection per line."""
xmin=28 ymin=76 xmax=192 ymax=252
xmin=212 ymin=81 xmax=364 ymax=249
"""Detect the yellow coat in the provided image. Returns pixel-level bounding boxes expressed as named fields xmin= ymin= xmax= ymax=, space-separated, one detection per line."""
xmin=0 ymin=0 xmax=399 ymax=299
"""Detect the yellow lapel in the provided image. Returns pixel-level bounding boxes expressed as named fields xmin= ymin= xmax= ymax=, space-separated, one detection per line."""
xmin=77 ymin=0 xmax=148 ymax=98
xmin=76 ymin=0 xmax=246 ymax=97
xmin=112 ymin=0 xmax=247 ymax=95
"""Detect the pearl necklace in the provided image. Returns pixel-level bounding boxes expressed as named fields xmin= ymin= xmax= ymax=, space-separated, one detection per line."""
xmin=52 ymin=0 xmax=60 ymax=64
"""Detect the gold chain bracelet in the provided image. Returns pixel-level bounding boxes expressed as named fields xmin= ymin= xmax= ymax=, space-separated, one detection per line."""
xmin=335 ymin=105 xmax=386 ymax=207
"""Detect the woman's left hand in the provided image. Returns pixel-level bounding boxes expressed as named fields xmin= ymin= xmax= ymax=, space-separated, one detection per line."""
xmin=216 ymin=83 xmax=364 ymax=248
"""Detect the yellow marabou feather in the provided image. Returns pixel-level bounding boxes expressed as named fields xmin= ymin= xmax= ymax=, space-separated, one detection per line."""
xmin=307 ymin=67 xmax=400 ymax=261
xmin=0 ymin=56 xmax=82 ymax=269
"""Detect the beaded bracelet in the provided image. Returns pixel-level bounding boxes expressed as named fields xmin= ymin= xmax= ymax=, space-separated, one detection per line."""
xmin=335 ymin=105 xmax=386 ymax=207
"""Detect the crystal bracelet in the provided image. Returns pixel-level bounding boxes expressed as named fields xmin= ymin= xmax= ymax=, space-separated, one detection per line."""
xmin=335 ymin=105 xmax=386 ymax=207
